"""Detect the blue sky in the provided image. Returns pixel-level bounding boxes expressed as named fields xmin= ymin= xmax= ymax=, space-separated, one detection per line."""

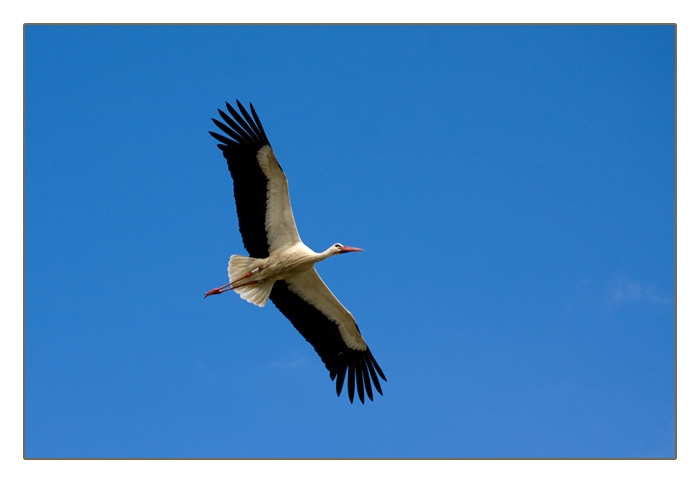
xmin=24 ymin=25 xmax=675 ymax=459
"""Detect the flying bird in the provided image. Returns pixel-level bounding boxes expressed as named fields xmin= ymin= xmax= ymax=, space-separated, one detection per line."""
xmin=206 ymin=101 xmax=386 ymax=403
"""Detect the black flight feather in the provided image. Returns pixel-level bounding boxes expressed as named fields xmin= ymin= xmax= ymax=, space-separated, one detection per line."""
xmin=356 ymin=361 xmax=365 ymax=404
xmin=348 ymin=363 xmax=355 ymax=403
xmin=237 ymin=100 xmax=263 ymax=139
xmin=362 ymin=360 xmax=373 ymax=401
xmin=226 ymin=102 xmax=258 ymax=141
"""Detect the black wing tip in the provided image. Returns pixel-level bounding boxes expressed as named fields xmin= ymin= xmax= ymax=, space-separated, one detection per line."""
xmin=362 ymin=361 xmax=373 ymax=401
xmin=248 ymin=102 xmax=269 ymax=144
xmin=211 ymin=100 xmax=269 ymax=147
xmin=370 ymin=352 xmax=387 ymax=382
xmin=330 ymin=350 xmax=385 ymax=404
xmin=336 ymin=365 xmax=346 ymax=397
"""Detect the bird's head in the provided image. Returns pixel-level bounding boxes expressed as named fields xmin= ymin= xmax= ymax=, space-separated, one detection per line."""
xmin=331 ymin=243 xmax=364 ymax=256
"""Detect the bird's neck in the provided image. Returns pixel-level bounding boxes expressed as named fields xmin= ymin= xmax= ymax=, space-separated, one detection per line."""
xmin=314 ymin=247 xmax=336 ymax=262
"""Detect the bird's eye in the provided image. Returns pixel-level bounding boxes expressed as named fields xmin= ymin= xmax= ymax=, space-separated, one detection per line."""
xmin=335 ymin=244 xmax=341 ymax=248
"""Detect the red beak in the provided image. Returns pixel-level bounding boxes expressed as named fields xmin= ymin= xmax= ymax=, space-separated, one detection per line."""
xmin=339 ymin=246 xmax=364 ymax=253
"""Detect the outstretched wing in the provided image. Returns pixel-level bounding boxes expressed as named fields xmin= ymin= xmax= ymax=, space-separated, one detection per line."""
xmin=269 ymin=269 xmax=386 ymax=403
xmin=210 ymin=101 xmax=302 ymax=258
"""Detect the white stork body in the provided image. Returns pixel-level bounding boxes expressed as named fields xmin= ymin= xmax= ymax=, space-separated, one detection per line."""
xmin=206 ymin=101 xmax=385 ymax=403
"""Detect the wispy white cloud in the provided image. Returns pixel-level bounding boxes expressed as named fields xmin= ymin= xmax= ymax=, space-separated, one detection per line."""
xmin=608 ymin=279 xmax=672 ymax=304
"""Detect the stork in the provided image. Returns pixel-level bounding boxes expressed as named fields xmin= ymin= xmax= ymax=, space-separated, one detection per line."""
xmin=206 ymin=101 xmax=386 ymax=403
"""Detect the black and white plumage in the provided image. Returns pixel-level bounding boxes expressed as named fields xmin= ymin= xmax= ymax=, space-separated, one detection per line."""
xmin=206 ymin=101 xmax=386 ymax=403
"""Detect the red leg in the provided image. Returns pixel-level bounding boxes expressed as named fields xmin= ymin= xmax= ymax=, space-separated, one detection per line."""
xmin=204 ymin=268 xmax=261 ymax=298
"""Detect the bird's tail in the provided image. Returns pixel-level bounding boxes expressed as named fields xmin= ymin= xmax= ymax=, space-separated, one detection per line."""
xmin=228 ymin=255 xmax=273 ymax=307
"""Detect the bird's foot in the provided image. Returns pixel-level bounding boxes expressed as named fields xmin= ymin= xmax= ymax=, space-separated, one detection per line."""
xmin=204 ymin=283 xmax=233 ymax=298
